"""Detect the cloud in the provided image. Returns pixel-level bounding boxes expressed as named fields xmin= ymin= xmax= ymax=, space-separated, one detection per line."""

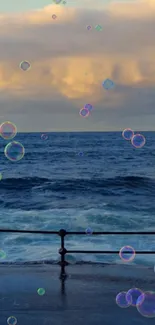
xmin=0 ymin=0 xmax=154 ymax=130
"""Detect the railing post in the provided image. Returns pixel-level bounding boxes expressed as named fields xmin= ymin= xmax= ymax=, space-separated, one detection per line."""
xmin=58 ymin=229 xmax=67 ymax=280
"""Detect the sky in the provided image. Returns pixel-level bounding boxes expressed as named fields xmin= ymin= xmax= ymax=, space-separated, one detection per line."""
xmin=0 ymin=0 xmax=154 ymax=131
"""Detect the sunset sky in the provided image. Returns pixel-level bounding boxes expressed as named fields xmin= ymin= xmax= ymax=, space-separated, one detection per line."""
xmin=0 ymin=0 xmax=154 ymax=131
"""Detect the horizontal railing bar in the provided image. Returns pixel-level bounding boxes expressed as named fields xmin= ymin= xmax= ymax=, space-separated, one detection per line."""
xmin=67 ymin=250 xmax=155 ymax=254
xmin=0 ymin=229 xmax=58 ymax=234
xmin=0 ymin=229 xmax=155 ymax=235
xmin=66 ymin=231 xmax=155 ymax=235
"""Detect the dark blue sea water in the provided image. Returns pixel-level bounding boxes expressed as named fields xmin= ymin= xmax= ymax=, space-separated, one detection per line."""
xmin=0 ymin=131 xmax=155 ymax=266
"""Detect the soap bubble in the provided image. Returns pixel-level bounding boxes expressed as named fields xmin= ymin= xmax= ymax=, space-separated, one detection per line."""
xmin=52 ymin=14 xmax=57 ymax=19
xmin=131 ymin=134 xmax=146 ymax=148
xmin=122 ymin=128 xmax=134 ymax=141
xmin=79 ymin=108 xmax=89 ymax=118
xmin=102 ymin=79 xmax=115 ymax=90
xmin=126 ymin=288 xmax=144 ymax=307
xmin=119 ymin=245 xmax=136 ymax=262
xmin=84 ymin=103 xmax=93 ymax=111
xmin=41 ymin=133 xmax=48 ymax=140
xmin=4 ymin=141 xmax=25 ymax=162
xmin=37 ymin=288 xmax=45 ymax=296
xmin=0 ymin=249 xmax=6 ymax=259
xmin=53 ymin=0 xmax=62 ymax=3
xmin=7 ymin=316 xmax=17 ymax=325
xmin=65 ymin=254 xmax=76 ymax=264
xmin=137 ymin=291 xmax=155 ymax=318
xmin=0 ymin=121 xmax=17 ymax=140
xmin=20 ymin=60 xmax=31 ymax=71
xmin=85 ymin=227 xmax=93 ymax=235
xmin=116 ymin=291 xmax=131 ymax=308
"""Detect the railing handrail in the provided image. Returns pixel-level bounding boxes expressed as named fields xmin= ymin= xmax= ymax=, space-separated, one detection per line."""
xmin=0 ymin=228 xmax=154 ymax=235
xmin=0 ymin=228 xmax=154 ymax=281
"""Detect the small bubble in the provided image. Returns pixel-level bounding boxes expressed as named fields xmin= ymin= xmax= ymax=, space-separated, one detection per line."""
xmin=7 ymin=316 xmax=17 ymax=325
xmin=84 ymin=103 xmax=93 ymax=111
xmin=85 ymin=227 xmax=93 ymax=235
xmin=119 ymin=245 xmax=136 ymax=263
xmin=79 ymin=108 xmax=90 ymax=118
xmin=20 ymin=61 xmax=31 ymax=71
xmin=102 ymin=79 xmax=115 ymax=90
xmin=41 ymin=133 xmax=48 ymax=140
xmin=52 ymin=14 xmax=57 ymax=19
xmin=0 ymin=249 xmax=6 ymax=259
xmin=65 ymin=255 xmax=76 ymax=264
xmin=86 ymin=25 xmax=92 ymax=30
xmin=37 ymin=288 xmax=46 ymax=296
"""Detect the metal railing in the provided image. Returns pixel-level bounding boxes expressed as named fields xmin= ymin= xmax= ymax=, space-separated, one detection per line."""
xmin=0 ymin=228 xmax=154 ymax=295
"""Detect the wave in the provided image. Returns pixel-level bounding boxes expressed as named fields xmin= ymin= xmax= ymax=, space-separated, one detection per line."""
xmin=0 ymin=176 xmax=155 ymax=193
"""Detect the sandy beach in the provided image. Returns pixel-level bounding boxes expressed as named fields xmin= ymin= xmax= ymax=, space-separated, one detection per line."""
xmin=0 ymin=262 xmax=154 ymax=325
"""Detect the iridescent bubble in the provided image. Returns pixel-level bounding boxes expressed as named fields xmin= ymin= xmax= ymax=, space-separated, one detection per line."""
xmin=116 ymin=291 xmax=131 ymax=308
xmin=78 ymin=151 xmax=84 ymax=157
xmin=37 ymin=288 xmax=45 ymax=296
xmin=79 ymin=108 xmax=90 ymax=118
xmin=122 ymin=128 xmax=134 ymax=141
xmin=85 ymin=227 xmax=93 ymax=235
xmin=102 ymin=78 xmax=115 ymax=90
xmin=20 ymin=61 xmax=31 ymax=71
xmin=65 ymin=254 xmax=76 ymax=264
xmin=52 ymin=14 xmax=57 ymax=19
xmin=126 ymin=288 xmax=144 ymax=307
xmin=4 ymin=141 xmax=25 ymax=162
xmin=119 ymin=245 xmax=136 ymax=262
xmin=41 ymin=133 xmax=48 ymax=140
xmin=137 ymin=291 xmax=155 ymax=318
xmin=131 ymin=134 xmax=146 ymax=148
xmin=84 ymin=103 xmax=93 ymax=111
xmin=7 ymin=316 xmax=17 ymax=325
xmin=0 ymin=121 xmax=17 ymax=140
xmin=53 ymin=0 xmax=62 ymax=3
xmin=0 ymin=249 xmax=6 ymax=259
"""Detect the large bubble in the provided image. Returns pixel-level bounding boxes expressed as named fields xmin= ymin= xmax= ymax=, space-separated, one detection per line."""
xmin=116 ymin=291 xmax=131 ymax=308
xmin=0 ymin=121 xmax=17 ymax=140
xmin=122 ymin=128 xmax=134 ymax=141
xmin=79 ymin=108 xmax=90 ymax=118
xmin=7 ymin=316 xmax=17 ymax=325
xmin=119 ymin=245 xmax=136 ymax=262
xmin=4 ymin=141 xmax=25 ymax=162
xmin=131 ymin=134 xmax=146 ymax=148
xmin=136 ymin=291 xmax=155 ymax=318
xmin=126 ymin=288 xmax=144 ymax=307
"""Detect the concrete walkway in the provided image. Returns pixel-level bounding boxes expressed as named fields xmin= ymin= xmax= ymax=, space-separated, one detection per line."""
xmin=0 ymin=263 xmax=154 ymax=325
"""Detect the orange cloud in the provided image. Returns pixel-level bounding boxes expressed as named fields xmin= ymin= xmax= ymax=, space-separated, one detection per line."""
xmin=0 ymin=0 xmax=154 ymax=110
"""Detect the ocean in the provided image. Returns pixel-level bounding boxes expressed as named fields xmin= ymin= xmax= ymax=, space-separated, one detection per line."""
xmin=0 ymin=131 xmax=155 ymax=266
